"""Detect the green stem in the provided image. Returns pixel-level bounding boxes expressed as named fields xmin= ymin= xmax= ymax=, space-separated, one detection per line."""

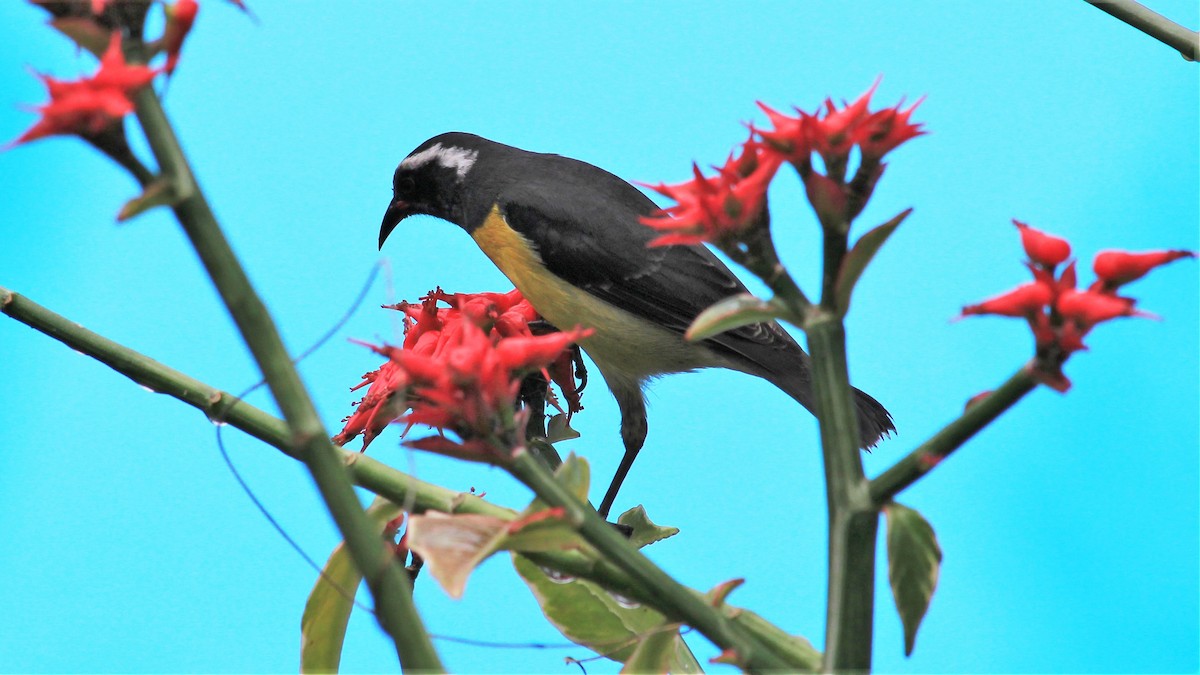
xmin=805 ymin=318 xmax=876 ymax=673
xmin=127 ymin=90 xmax=443 ymax=671
xmin=820 ymin=230 xmax=849 ymax=307
xmin=507 ymin=451 xmax=796 ymax=672
xmin=1085 ymin=0 xmax=1199 ymax=61
xmin=869 ymin=367 xmax=1037 ymax=505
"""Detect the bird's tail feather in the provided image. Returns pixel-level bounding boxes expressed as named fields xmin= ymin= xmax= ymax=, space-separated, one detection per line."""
xmin=851 ymin=386 xmax=895 ymax=449
xmin=767 ymin=370 xmax=895 ymax=449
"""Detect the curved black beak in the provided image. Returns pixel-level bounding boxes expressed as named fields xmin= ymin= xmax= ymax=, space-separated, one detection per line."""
xmin=379 ymin=199 xmax=411 ymax=250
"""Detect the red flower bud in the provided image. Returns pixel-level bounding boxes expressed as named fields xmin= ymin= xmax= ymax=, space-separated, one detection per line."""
xmin=961 ymin=282 xmax=1052 ymax=318
xmin=1013 ymin=220 xmax=1071 ymax=268
xmin=1092 ymin=249 xmax=1196 ymax=287
xmin=1055 ymin=289 xmax=1146 ymax=326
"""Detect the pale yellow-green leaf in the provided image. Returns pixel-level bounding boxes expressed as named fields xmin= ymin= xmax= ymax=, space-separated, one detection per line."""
xmin=685 ymin=293 xmax=789 ymax=342
xmin=547 ymin=413 xmax=581 ymax=443
xmin=617 ymin=505 xmax=679 ymax=549
xmin=406 ymin=512 xmax=508 ymax=599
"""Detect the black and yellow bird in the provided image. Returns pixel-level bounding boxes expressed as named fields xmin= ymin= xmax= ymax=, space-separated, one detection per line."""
xmin=379 ymin=132 xmax=894 ymax=517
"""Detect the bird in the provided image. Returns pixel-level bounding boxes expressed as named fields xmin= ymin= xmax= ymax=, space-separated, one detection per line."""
xmin=379 ymin=132 xmax=894 ymax=517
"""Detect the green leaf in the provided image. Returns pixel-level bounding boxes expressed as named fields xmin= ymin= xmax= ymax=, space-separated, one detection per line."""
xmin=617 ymin=505 xmax=679 ymax=549
xmin=408 ymin=455 xmax=593 ymax=599
xmin=300 ymin=497 xmax=402 ymax=674
xmin=620 ymin=623 xmax=701 ymax=674
xmin=117 ymin=178 xmax=182 ymax=223
xmin=546 ymin=413 xmax=581 ymax=443
xmin=685 ymin=293 xmax=789 ymax=342
xmin=512 ymin=505 xmax=699 ymax=670
xmin=726 ymin=607 xmax=822 ymax=672
xmin=833 ymin=208 xmax=911 ymax=316
xmin=884 ymin=502 xmax=942 ymax=656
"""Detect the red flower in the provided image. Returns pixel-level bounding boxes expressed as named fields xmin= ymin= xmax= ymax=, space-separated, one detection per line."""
xmin=641 ymin=139 xmax=782 ymax=247
xmin=334 ymin=288 xmax=589 ymax=454
xmin=755 ymin=102 xmax=811 ymax=164
xmin=395 ymin=321 xmax=591 ymax=458
xmin=162 ymin=0 xmax=200 ymax=76
xmin=1092 ymin=249 xmax=1196 ymax=289
xmin=854 ymin=96 xmax=926 ymax=161
xmin=1014 ymin=220 xmax=1071 ymax=268
xmin=756 ymin=80 xmax=924 ymax=167
xmin=6 ymin=34 xmax=159 ymax=149
xmin=808 ymin=84 xmax=876 ymax=162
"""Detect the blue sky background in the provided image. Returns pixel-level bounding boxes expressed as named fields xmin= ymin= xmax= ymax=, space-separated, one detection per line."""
xmin=1 ymin=2 xmax=1197 ymax=673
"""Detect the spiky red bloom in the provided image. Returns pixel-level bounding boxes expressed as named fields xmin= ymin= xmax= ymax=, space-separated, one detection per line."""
xmin=334 ymin=289 xmax=589 ymax=455
xmin=756 ymin=81 xmax=925 ymax=167
xmin=6 ymin=34 xmax=159 ymax=149
xmin=854 ymin=96 xmax=926 ymax=160
xmin=641 ymin=139 xmax=782 ymax=247
xmin=1014 ymin=220 xmax=1071 ymax=268
xmin=1092 ymin=249 xmax=1196 ymax=288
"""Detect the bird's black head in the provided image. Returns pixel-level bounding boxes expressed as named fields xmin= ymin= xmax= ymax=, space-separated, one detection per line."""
xmin=379 ymin=132 xmax=489 ymax=250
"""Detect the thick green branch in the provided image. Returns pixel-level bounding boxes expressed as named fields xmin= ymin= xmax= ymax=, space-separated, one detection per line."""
xmin=127 ymin=87 xmax=442 ymax=670
xmin=805 ymin=317 xmax=876 ymax=673
xmin=507 ymin=451 xmax=800 ymax=671
xmin=1086 ymin=0 xmax=1199 ymax=61
xmin=870 ymin=366 xmax=1038 ymax=505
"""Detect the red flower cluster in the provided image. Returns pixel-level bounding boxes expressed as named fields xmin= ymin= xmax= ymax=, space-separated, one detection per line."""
xmin=961 ymin=220 xmax=1195 ymax=391
xmin=758 ymin=81 xmax=924 ymax=167
xmin=333 ymin=289 xmax=590 ymax=460
xmin=6 ymin=34 xmax=158 ymax=149
xmin=641 ymin=139 xmax=782 ymax=247
xmin=641 ymin=80 xmax=924 ymax=246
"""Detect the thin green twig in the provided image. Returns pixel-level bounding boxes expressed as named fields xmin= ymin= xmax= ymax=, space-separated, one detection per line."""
xmin=869 ymin=367 xmax=1038 ymax=505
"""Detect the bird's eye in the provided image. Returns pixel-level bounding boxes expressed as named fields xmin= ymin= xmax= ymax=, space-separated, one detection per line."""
xmin=396 ymin=176 xmax=416 ymax=195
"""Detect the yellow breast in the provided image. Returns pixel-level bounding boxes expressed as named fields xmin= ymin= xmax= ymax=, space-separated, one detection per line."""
xmin=470 ymin=205 xmax=721 ymax=379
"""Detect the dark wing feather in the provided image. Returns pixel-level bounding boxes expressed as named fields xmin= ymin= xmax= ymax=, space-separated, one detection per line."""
xmin=496 ymin=159 xmax=802 ymax=373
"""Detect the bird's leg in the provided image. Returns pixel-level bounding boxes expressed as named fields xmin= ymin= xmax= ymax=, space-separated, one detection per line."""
xmin=518 ymin=370 xmax=562 ymax=470
xmin=597 ymin=385 xmax=648 ymax=519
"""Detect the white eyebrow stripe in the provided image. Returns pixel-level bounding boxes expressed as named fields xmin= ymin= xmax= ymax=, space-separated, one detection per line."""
xmin=398 ymin=142 xmax=479 ymax=180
